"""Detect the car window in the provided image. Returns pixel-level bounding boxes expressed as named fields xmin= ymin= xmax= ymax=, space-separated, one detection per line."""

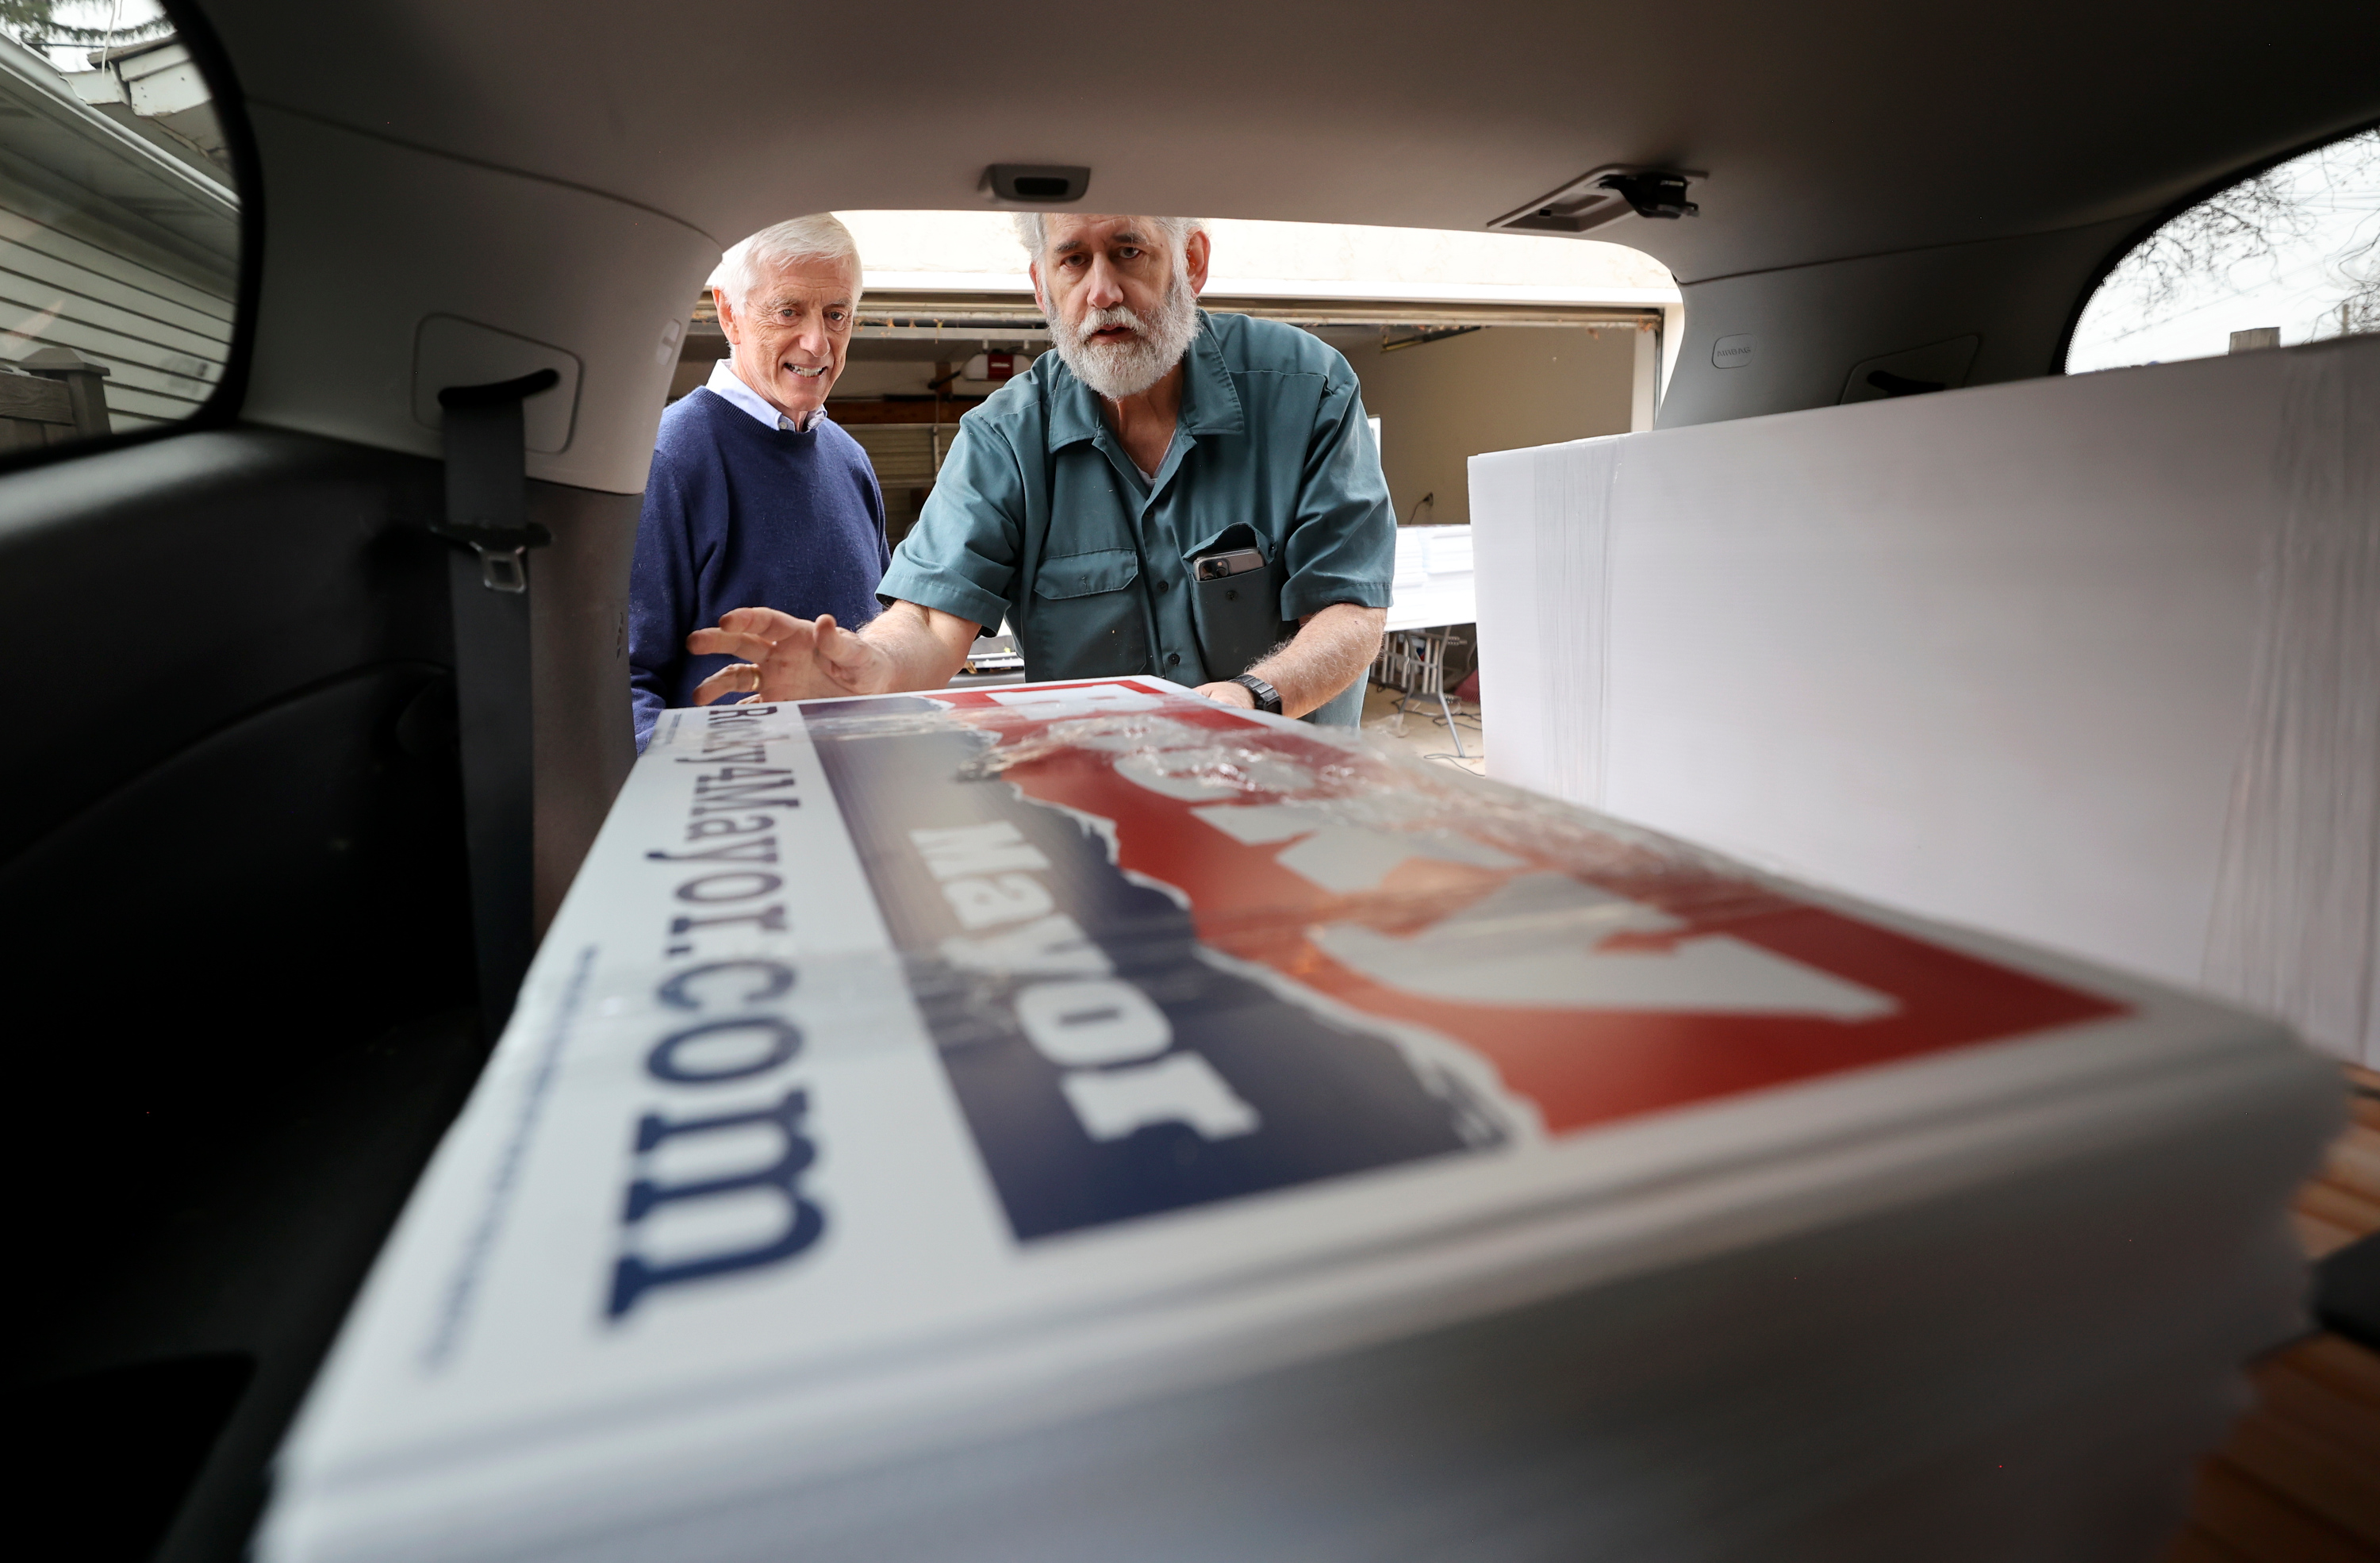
xmin=0 ymin=1 xmax=239 ymax=455
xmin=2067 ymin=128 xmax=2378 ymax=373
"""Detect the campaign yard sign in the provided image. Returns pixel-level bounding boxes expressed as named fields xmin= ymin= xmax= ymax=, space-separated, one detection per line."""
xmin=259 ymin=678 xmax=2295 ymax=1563
xmin=803 ymin=680 xmax=2118 ymax=1243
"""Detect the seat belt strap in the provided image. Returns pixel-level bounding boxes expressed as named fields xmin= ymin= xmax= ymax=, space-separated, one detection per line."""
xmin=432 ymin=367 xmax=559 ymax=1035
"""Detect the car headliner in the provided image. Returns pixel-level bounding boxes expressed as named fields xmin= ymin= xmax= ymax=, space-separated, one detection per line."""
xmin=199 ymin=0 xmax=2379 ymax=281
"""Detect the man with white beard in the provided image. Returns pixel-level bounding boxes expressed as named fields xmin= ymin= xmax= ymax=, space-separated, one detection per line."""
xmin=685 ymin=214 xmax=1393 ymax=724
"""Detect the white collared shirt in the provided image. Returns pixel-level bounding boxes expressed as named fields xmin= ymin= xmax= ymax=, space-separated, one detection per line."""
xmin=704 ymin=359 xmax=826 ymax=432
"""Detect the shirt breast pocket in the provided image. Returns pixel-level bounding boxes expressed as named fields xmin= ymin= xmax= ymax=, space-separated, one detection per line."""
xmin=1027 ymin=547 xmax=1150 ymax=679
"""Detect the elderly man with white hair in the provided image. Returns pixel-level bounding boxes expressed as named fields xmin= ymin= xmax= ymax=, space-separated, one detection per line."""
xmin=686 ymin=214 xmax=1392 ymax=724
xmin=628 ymin=213 xmax=887 ymax=751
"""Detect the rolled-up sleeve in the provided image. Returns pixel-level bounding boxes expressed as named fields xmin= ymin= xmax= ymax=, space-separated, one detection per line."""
xmin=876 ymin=414 xmax=1025 ymax=633
xmin=1280 ymin=374 xmax=1395 ymax=620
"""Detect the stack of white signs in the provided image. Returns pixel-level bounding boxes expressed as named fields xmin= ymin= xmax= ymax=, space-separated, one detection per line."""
xmin=1468 ymin=336 xmax=2378 ymax=1064
xmin=260 ymin=679 xmax=2337 ymax=1563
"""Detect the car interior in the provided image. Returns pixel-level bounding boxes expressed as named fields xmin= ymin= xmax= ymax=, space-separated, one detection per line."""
xmin=2 ymin=2 xmax=2374 ymax=1559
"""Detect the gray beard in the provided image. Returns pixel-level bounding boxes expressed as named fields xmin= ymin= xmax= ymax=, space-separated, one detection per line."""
xmin=1051 ymin=267 xmax=1201 ymax=400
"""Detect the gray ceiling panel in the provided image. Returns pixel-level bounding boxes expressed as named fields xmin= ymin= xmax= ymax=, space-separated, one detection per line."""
xmin=193 ymin=0 xmax=2379 ymax=283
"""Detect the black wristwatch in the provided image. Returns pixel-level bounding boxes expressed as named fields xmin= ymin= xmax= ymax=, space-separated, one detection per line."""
xmin=1229 ymin=674 xmax=1283 ymax=714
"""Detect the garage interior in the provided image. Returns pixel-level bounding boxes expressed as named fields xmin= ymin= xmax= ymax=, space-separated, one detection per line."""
xmin=666 ymin=266 xmax=1666 ymax=772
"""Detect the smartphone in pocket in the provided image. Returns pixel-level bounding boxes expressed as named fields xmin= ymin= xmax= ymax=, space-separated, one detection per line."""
xmin=1192 ymin=547 xmax=1266 ymax=582
xmin=1188 ymin=544 xmax=1285 ymax=678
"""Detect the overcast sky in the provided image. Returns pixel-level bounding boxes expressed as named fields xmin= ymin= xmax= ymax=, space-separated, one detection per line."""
xmin=34 ymin=0 xmax=168 ymax=69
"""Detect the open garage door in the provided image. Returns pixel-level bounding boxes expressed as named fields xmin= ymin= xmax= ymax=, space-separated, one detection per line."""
xmin=664 ymin=213 xmax=1679 ymax=541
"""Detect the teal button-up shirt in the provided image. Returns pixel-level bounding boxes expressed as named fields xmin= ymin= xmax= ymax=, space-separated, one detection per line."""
xmin=877 ymin=312 xmax=1393 ymax=711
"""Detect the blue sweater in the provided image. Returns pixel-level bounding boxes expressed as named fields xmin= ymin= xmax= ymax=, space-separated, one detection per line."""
xmin=630 ymin=388 xmax=889 ymax=750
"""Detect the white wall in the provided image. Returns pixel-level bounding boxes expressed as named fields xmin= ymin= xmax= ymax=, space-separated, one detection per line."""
xmin=1349 ymin=325 xmax=1636 ymax=525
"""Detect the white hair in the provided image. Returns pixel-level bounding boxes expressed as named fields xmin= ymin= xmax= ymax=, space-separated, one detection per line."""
xmin=708 ymin=213 xmax=862 ymax=305
xmin=1012 ymin=213 xmax=1203 ymax=263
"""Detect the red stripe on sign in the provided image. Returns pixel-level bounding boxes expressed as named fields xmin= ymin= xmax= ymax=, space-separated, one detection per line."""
xmin=925 ymin=685 xmax=2125 ymax=1136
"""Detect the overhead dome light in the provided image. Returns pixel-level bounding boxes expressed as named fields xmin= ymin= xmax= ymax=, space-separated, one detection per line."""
xmin=1490 ymin=164 xmax=1704 ymax=236
xmin=983 ymin=165 xmax=1092 ymax=203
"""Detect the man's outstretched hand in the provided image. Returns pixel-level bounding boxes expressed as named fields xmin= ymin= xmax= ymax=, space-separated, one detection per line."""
xmin=689 ymin=609 xmax=892 ymax=705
